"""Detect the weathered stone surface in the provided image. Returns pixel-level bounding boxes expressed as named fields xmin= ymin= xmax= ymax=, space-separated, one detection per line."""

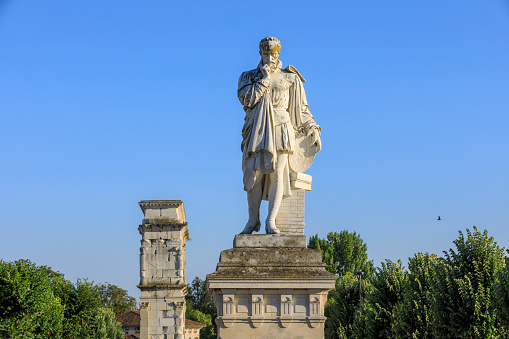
xmin=207 ymin=246 xmax=336 ymax=338
xmin=210 ymin=247 xmax=333 ymax=280
xmin=239 ymin=36 xmax=321 ymax=235
xmin=234 ymin=234 xmax=306 ymax=248
xmin=275 ymin=187 xmax=306 ymax=235
xmin=290 ymin=172 xmax=312 ymax=191
xmin=206 ymin=36 xmax=333 ymax=338
xmin=139 ymin=200 xmax=186 ymax=224
xmin=138 ymin=200 xmax=188 ymax=339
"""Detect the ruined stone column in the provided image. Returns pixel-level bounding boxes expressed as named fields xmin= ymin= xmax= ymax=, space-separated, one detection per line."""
xmin=138 ymin=200 xmax=189 ymax=339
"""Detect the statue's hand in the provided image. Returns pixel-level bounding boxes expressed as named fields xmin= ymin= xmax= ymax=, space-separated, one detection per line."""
xmin=310 ymin=129 xmax=322 ymax=153
xmin=261 ymin=64 xmax=271 ymax=78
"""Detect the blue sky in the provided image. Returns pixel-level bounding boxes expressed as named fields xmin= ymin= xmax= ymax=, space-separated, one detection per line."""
xmin=1 ymin=1 xmax=508 ymax=300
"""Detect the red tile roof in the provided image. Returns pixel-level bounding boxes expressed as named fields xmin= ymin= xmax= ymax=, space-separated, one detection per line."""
xmin=116 ymin=310 xmax=140 ymax=327
xmin=185 ymin=319 xmax=206 ymax=328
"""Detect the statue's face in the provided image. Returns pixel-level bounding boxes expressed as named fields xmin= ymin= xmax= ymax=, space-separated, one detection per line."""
xmin=260 ymin=49 xmax=279 ymax=71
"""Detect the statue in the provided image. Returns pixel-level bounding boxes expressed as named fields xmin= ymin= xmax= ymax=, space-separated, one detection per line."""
xmin=238 ymin=37 xmax=321 ymax=235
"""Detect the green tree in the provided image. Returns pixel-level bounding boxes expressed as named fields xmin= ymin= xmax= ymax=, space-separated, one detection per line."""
xmin=53 ymin=277 xmax=123 ymax=339
xmin=310 ymin=230 xmax=375 ymax=339
xmin=352 ymin=294 xmax=375 ymax=339
xmin=95 ymin=283 xmax=137 ymax=315
xmin=494 ymin=262 xmax=509 ymax=337
xmin=324 ymin=272 xmax=373 ymax=339
xmin=431 ymin=227 xmax=506 ymax=338
xmin=392 ymin=252 xmax=437 ymax=339
xmin=186 ymin=277 xmax=216 ymax=318
xmin=185 ymin=303 xmax=215 ymax=339
xmin=186 ymin=277 xmax=216 ymax=339
xmin=308 ymin=234 xmax=335 ymax=273
xmin=53 ymin=277 xmax=104 ymax=338
xmin=308 ymin=230 xmax=374 ymax=278
xmin=94 ymin=307 xmax=124 ymax=339
xmin=0 ymin=259 xmax=64 ymax=338
xmin=358 ymin=259 xmax=407 ymax=339
xmin=0 ymin=260 xmax=124 ymax=339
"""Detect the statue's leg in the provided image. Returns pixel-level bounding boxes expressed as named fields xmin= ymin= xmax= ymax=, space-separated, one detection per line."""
xmin=266 ymin=152 xmax=288 ymax=234
xmin=240 ymin=172 xmax=262 ymax=234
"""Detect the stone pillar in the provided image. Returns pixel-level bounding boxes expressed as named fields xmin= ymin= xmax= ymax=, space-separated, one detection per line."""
xmin=276 ymin=172 xmax=312 ymax=235
xmin=138 ymin=200 xmax=189 ymax=339
xmin=206 ymin=235 xmax=336 ymax=339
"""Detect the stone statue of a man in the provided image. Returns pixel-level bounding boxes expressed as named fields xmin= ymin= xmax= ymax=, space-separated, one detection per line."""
xmin=238 ymin=37 xmax=321 ymax=235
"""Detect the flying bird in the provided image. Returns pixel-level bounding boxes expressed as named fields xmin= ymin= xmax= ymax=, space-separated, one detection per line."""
xmin=437 ymin=216 xmax=441 ymax=221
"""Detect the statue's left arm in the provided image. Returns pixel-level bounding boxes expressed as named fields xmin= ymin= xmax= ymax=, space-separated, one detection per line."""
xmin=298 ymin=85 xmax=321 ymax=135
xmin=288 ymin=73 xmax=322 ymax=152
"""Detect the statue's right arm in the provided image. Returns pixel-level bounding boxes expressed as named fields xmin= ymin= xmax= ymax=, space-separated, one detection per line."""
xmin=237 ymin=71 xmax=270 ymax=109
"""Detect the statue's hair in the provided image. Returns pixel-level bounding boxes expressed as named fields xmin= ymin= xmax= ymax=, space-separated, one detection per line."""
xmin=259 ymin=37 xmax=281 ymax=54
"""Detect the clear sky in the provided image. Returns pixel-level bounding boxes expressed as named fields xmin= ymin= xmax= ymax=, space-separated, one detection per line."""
xmin=1 ymin=1 xmax=508 ymax=300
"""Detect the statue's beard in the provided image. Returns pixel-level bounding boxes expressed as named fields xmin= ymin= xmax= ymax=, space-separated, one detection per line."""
xmin=259 ymin=58 xmax=280 ymax=73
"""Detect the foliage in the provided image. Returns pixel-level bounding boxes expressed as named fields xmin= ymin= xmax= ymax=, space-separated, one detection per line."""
xmin=95 ymin=283 xmax=137 ymax=315
xmin=360 ymin=259 xmax=407 ymax=339
xmin=431 ymin=227 xmax=506 ymax=338
xmin=0 ymin=259 xmax=126 ymax=339
xmin=186 ymin=303 xmax=215 ymax=339
xmin=186 ymin=277 xmax=216 ymax=339
xmin=309 ymin=230 xmax=374 ymax=278
xmin=309 ymin=230 xmax=375 ymax=339
xmin=186 ymin=306 xmax=212 ymax=327
xmin=52 ymin=277 xmax=105 ymax=338
xmin=94 ymin=307 xmax=124 ymax=339
xmin=0 ymin=259 xmax=64 ymax=338
xmin=351 ymin=294 xmax=375 ymax=339
xmin=392 ymin=252 xmax=437 ymax=339
xmin=494 ymin=263 xmax=509 ymax=337
xmin=186 ymin=277 xmax=216 ymax=318
xmin=324 ymin=272 xmax=373 ymax=339
xmin=308 ymin=234 xmax=335 ymax=274
xmin=317 ymin=227 xmax=509 ymax=338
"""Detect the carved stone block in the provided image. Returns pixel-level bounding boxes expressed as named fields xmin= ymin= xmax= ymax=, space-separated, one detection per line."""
xmin=206 ymin=237 xmax=336 ymax=338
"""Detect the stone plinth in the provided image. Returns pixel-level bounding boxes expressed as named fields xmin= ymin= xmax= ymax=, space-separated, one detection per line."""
xmin=234 ymin=234 xmax=307 ymax=248
xmin=138 ymin=200 xmax=189 ymax=339
xmin=206 ymin=235 xmax=336 ymax=339
xmin=275 ymin=172 xmax=312 ymax=235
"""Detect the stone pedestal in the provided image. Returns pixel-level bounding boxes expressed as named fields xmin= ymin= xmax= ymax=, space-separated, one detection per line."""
xmin=138 ymin=200 xmax=189 ymax=339
xmin=206 ymin=235 xmax=336 ymax=339
xmin=275 ymin=172 xmax=312 ymax=235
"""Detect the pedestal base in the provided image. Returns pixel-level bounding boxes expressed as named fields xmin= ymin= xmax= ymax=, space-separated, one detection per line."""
xmin=206 ymin=235 xmax=336 ymax=339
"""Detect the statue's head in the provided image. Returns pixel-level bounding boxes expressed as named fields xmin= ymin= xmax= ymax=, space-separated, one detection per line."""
xmin=259 ymin=37 xmax=281 ymax=70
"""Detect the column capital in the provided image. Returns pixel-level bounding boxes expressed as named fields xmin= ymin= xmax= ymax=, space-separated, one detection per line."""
xmin=139 ymin=200 xmax=186 ymax=224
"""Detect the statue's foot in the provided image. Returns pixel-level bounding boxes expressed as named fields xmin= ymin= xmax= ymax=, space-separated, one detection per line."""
xmin=240 ymin=219 xmax=260 ymax=234
xmin=265 ymin=220 xmax=280 ymax=234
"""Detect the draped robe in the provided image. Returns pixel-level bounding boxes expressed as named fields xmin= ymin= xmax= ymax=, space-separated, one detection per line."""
xmin=238 ymin=61 xmax=318 ymax=200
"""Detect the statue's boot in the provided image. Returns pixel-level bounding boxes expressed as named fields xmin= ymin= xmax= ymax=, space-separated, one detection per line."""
xmin=265 ymin=219 xmax=280 ymax=234
xmin=240 ymin=219 xmax=260 ymax=234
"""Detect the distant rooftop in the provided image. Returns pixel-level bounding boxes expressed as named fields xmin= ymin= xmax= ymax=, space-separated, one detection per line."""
xmin=116 ymin=310 xmax=206 ymax=329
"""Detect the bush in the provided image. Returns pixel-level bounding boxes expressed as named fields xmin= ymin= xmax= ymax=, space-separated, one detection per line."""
xmin=0 ymin=259 xmax=64 ymax=338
